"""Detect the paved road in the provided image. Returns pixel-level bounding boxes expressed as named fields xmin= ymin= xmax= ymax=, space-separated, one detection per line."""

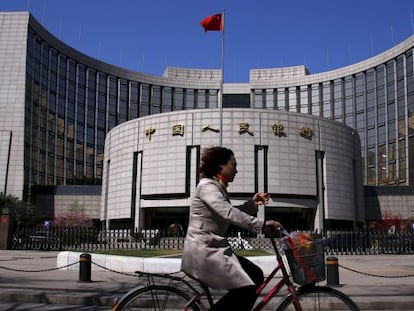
xmin=0 ymin=250 xmax=413 ymax=310
xmin=0 ymin=302 xmax=111 ymax=310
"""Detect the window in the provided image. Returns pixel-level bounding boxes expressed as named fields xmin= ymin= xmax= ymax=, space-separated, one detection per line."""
xmin=378 ymin=124 xmax=386 ymax=144
xmin=208 ymin=90 xmax=218 ymax=108
xmin=162 ymin=87 xmax=172 ymax=112
xmin=277 ymin=88 xmax=287 ymax=111
xmin=265 ymin=89 xmax=274 ymax=109
xmin=196 ymin=89 xmax=207 ymax=109
xmin=300 ymin=86 xmax=309 ymax=114
xmin=223 ymin=94 xmax=250 ymax=108
xmin=140 ymin=84 xmax=150 ymax=116
xmin=333 ymin=79 xmax=343 ymax=120
xmin=151 ymin=85 xmax=161 ymax=114
xmin=367 ymin=108 xmax=375 ymax=128
xmin=174 ymin=88 xmax=184 ymax=110
xmin=356 ymin=112 xmax=365 ymax=130
xmin=367 ymin=146 xmax=376 ymax=185
xmin=185 ymin=89 xmax=195 ymax=109
xmin=130 ymin=82 xmax=139 ymax=118
xmin=367 ymin=127 xmax=376 ymax=147
xmin=388 ymin=101 xmax=396 ymax=121
xmin=86 ymin=69 xmax=96 ymax=125
xmin=96 ymin=73 xmax=107 ymax=130
xmin=288 ymin=87 xmax=298 ymax=112
xmin=118 ymin=79 xmax=128 ymax=122
xmin=322 ymin=82 xmax=332 ymax=118
xmin=344 ymin=76 xmax=354 ymax=116
xmin=387 ymin=60 xmax=396 ymax=104
xmin=253 ymin=89 xmax=264 ymax=108
xmin=399 ymin=138 xmax=406 ymax=184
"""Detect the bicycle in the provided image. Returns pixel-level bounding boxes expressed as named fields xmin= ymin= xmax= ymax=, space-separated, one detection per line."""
xmin=112 ymin=229 xmax=359 ymax=310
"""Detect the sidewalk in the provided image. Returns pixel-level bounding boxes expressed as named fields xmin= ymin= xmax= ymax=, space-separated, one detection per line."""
xmin=0 ymin=250 xmax=413 ymax=310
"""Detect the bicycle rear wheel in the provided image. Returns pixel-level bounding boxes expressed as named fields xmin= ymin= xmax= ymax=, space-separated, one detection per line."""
xmin=113 ymin=284 xmax=202 ymax=311
xmin=277 ymin=285 xmax=359 ymax=311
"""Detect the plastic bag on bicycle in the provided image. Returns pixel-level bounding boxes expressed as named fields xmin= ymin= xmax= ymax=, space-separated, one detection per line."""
xmin=281 ymin=231 xmax=326 ymax=285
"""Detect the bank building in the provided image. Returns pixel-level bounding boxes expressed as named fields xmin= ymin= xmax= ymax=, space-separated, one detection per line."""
xmin=0 ymin=12 xmax=413 ymax=232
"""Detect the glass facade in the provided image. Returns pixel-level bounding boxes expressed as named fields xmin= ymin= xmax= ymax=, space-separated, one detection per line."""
xmin=23 ymin=27 xmax=220 ymax=196
xmin=252 ymin=49 xmax=414 ymax=187
xmin=18 ymin=13 xmax=414 ymax=203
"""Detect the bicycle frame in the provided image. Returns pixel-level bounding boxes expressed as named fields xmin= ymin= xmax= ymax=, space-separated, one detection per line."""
xmin=252 ymin=235 xmax=302 ymax=311
xmin=113 ymin=233 xmax=358 ymax=311
xmin=197 ymin=235 xmax=304 ymax=311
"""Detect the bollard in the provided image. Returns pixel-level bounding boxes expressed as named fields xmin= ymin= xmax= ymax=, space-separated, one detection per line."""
xmin=326 ymin=256 xmax=339 ymax=286
xmin=79 ymin=253 xmax=92 ymax=282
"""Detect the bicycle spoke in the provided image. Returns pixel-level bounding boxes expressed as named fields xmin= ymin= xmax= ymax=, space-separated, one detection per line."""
xmin=115 ymin=285 xmax=202 ymax=311
xmin=151 ymin=287 xmax=175 ymax=310
xmin=277 ymin=286 xmax=359 ymax=311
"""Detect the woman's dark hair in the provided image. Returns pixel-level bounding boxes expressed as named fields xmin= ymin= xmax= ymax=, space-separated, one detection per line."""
xmin=200 ymin=146 xmax=234 ymax=178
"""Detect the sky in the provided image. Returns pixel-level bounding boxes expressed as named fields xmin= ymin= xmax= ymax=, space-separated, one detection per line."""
xmin=0 ymin=0 xmax=413 ymax=83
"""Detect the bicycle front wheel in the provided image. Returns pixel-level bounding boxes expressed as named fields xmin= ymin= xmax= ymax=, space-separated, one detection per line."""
xmin=113 ymin=284 xmax=202 ymax=311
xmin=277 ymin=285 xmax=359 ymax=311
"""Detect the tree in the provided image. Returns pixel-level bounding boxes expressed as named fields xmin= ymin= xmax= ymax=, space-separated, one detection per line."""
xmin=373 ymin=210 xmax=402 ymax=231
xmin=0 ymin=192 xmax=35 ymax=230
xmin=52 ymin=201 xmax=92 ymax=227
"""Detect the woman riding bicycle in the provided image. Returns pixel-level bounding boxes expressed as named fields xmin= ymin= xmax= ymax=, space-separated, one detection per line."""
xmin=181 ymin=146 xmax=282 ymax=311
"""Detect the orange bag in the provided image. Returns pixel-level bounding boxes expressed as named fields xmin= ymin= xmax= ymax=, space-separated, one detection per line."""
xmin=283 ymin=231 xmax=325 ymax=285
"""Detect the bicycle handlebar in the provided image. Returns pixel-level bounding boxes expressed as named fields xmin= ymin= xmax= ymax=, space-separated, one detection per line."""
xmin=263 ymin=225 xmax=290 ymax=238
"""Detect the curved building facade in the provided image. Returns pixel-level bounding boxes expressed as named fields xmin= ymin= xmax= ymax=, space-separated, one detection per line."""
xmin=0 ymin=12 xmax=413 ymax=227
xmin=102 ymin=109 xmax=363 ymax=231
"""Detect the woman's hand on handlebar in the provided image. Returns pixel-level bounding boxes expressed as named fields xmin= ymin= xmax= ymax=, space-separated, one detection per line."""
xmin=263 ymin=221 xmax=291 ymax=238
xmin=264 ymin=220 xmax=283 ymax=231
xmin=262 ymin=220 xmax=284 ymax=237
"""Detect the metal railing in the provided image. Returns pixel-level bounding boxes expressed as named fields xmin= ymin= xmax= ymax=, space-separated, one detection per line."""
xmin=10 ymin=226 xmax=414 ymax=255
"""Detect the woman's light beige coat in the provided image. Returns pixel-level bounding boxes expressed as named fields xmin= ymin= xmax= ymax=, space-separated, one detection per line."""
xmin=181 ymin=177 xmax=264 ymax=289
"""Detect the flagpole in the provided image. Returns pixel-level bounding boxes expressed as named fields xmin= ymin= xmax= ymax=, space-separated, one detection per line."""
xmin=219 ymin=10 xmax=225 ymax=146
xmin=200 ymin=11 xmax=225 ymax=146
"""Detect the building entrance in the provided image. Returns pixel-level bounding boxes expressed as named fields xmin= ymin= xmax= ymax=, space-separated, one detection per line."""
xmin=143 ymin=207 xmax=189 ymax=235
xmin=265 ymin=206 xmax=316 ymax=231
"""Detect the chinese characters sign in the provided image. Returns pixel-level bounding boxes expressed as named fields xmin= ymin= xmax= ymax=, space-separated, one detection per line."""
xmin=143 ymin=122 xmax=313 ymax=140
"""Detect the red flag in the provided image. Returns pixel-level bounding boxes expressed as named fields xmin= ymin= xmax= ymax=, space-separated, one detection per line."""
xmin=200 ymin=13 xmax=223 ymax=32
